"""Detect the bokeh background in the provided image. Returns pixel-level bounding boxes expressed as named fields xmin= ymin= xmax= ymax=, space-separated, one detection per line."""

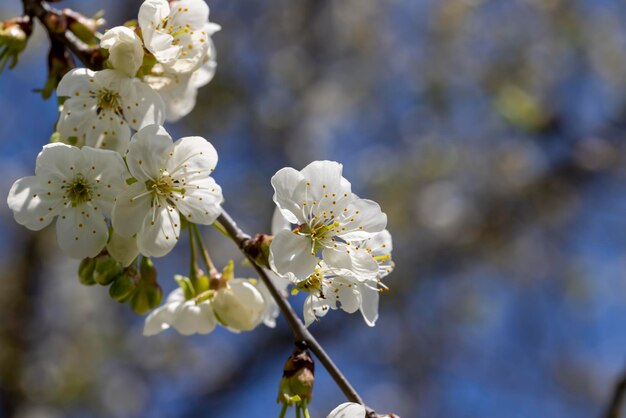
xmin=2 ymin=0 xmax=626 ymax=417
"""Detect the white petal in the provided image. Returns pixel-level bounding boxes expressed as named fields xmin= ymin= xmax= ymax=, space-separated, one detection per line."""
xmin=112 ymin=182 xmax=153 ymax=237
xmin=271 ymin=206 xmax=291 ymax=235
xmin=171 ymin=0 xmax=209 ymax=28
xmin=55 ymin=205 xmax=109 ymax=259
xmin=326 ymin=402 xmax=366 ymax=418
xmin=174 ymin=176 xmax=223 ymax=225
xmin=81 ymin=147 xmax=128 ymax=215
xmin=84 ymin=108 xmax=132 ymax=152
xmin=303 ymin=294 xmax=329 ymax=327
xmin=166 ymin=136 xmax=218 ymax=177
xmin=271 ymin=167 xmax=306 ymax=224
xmin=332 ymin=279 xmax=361 ymax=314
xmin=121 ymin=78 xmax=166 ymax=130
xmin=101 ymin=26 xmax=144 ymax=77
xmin=136 ymin=201 xmax=181 ymax=257
xmin=143 ymin=302 xmax=177 ymax=336
xmin=213 ymin=280 xmax=266 ymax=332
xmin=7 ymin=176 xmax=64 ymax=231
xmin=56 ymin=100 xmax=97 ymax=145
xmin=126 ymin=125 xmax=172 ymax=181
xmin=106 ymin=230 xmax=139 ymax=267
xmin=171 ymin=301 xmax=216 ymax=335
xmin=300 ymin=160 xmax=348 ymax=199
xmin=35 ymin=143 xmax=83 ymax=180
xmin=359 ymin=282 xmax=379 ymax=327
xmin=322 ymin=246 xmax=378 ymax=281
xmin=338 ymin=198 xmax=387 ymax=241
xmin=269 ymin=230 xmax=319 ymax=280
xmin=56 ymin=68 xmax=96 ymax=97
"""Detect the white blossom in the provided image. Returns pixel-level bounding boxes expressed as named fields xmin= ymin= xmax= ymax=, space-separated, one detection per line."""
xmin=144 ymin=34 xmax=217 ymax=122
xmin=144 ymin=286 xmax=217 ymax=336
xmin=100 ymin=26 xmax=144 ymax=77
xmin=7 ymin=143 xmax=126 ymax=259
xmin=112 ymin=124 xmax=223 ymax=257
xmin=326 ymin=403 xmax=366 ymax=418
xmin=269 ymin=160 xmax=387 ymax=281
xmin=56 ymin=68 xmax=165 ymax=153
xmin=138 ymin=0 xmax=219 ymax=74
xmin=212 ymin=279 xmax=267 ymax=332
xmin=144 ymin=278 xmax=267 ymax=336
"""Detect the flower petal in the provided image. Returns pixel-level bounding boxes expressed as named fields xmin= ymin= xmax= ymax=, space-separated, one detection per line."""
xmin=143 ymin=303 xmax=176 ymax=336
xmin=172 ymin=301 xmax=216 ymax=335
xmin=126 ymin=125 xmax=172 ymax=181
xmin=269 ymin=230 xmax=319 ymax=280
xmin=121 ymin=78 xmax=166 ymax=130
xmin=81 ymin=147 xmax=128 ymax=215
xmin=112 ymin=181 xmax=153 ymax=237
xmin=303 ymin=294 xmax=329 ymax=327
xmin=359 ymin=282 xmax=379 ymax=327
xmin=136 ymin=201 xmax=181 ymax=257
xmin=326 ymin=402 xmax=366 ymax=418
xmin=106 ymin=229 xmax=139 ymax=267
xmin=56 ymin=68 xmax=96 ymax=97
xmin=166 ymin=135 xmax=218 ymax=177
xmin=271 ymin=167 xmax=306 ymax=224
xmin=35 ymin=143 xmax=83 ymax=180
xmin=55 ymin=205 xmax=109 ymax=259
xmin=338 ymin=197 xmax=387 ymax=241
xmin=7 ymin=176 xmax=64 ymax=231
xmin=322 ymin=245 xmax=378 ymax=281
xmin=174 ymin=176 xmax=223 ymax=225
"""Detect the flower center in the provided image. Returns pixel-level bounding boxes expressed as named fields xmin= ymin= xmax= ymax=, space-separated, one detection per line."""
xmin=67 ymin=175 xmax=93 ymax=206
xmin=295 ymin=269 xmax=324 ymax=294
xmin=146 ymin=174 xmax=186 ymax=198
xmin=97 ymin=88 xmax=121 ymax=112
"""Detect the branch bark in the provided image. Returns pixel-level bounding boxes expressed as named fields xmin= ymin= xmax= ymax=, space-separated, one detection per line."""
xmin=22 ymin=0 xmax=104 ymax=70
xmin=217 ymin=210 xmax=375 ymax=414
xmin=603 ymin=368 xmax=626 ymax=418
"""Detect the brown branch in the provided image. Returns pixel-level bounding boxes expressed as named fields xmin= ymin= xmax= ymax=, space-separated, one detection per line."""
xmin=216 ymin=210 xmax=379 ymax=415
xmin=603 ymin=368 xmax=626 ymax=418
xmin=22 ymin=0 xmax=104 ymax=70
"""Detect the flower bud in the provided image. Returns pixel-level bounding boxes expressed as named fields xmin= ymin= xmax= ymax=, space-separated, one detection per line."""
xmin=101 ymin=26 xmax=144 ymax=77
xmin=109 ymin=272 xmax=137 ymax=303
xmin=78 ymin=257 xmax=96 ymax=286
xmin=130 ymin=282 xmax=163 ymax=315
xmin=62 ymin=8 xmax=104 ymax=45
xmin=244 ymin=234 xmax=273 ymax=269
xmin=277 ymin=344 xmax=315 ymax=405
xmin=0 ymin=16 xmax=32 ymax=72
xmin=212 ymin=280 xmax=266 ymax=332
xmin=140 ymin=257 xmax=157 ymax=284
xmin=93 ymin=256 xmax=122 ymax=286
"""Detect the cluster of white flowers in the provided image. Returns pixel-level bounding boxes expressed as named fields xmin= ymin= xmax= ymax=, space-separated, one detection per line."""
xmin=269 ymin=161 xmax=394 ymax=326
xmin=6 ymin=0 xmax=394 ymax=337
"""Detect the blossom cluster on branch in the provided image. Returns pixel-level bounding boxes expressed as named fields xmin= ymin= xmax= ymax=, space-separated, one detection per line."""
xmin=3 ymin=0 xmax=398 ymax=416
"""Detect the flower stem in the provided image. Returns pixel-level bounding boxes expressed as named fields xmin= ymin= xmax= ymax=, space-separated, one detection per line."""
xmin=216 ymin=210 xmax=370 ymax=410
xmin=295 ymin=405 xmax=302 ymax=418
xmin=302 ymin=400 xmax=311 ymax=418
xmin=191 ymin=223 xmax=220 ymax=279
xmin=188 ymin=223 xmax=200 ymax=290
xmin=278 ymin=403 xmax=288 ymax=418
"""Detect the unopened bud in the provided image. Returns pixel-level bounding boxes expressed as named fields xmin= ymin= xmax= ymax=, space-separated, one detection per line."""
xmin=93 ymin=256 xmax=122 ymax=285
xmin=0 ymin=16 xmax=32 ymax=72
xmin=277 ymin=343 xmax=315 ymax=405
xmin=78 ymin=257 xmax=96 ymax=286
xmin=130 ymin=282 xmax=163 ymax=315
xmin=62 ymin=8 xmax=104 ymax=45
xmin=140 ymin=257 xmax=157 ymax=284
xmin=244 ymin=234 xmax=272 ymax=269
xmin=109 ymin=272 xmax=137 ymax=303
xmin=212 ymin=279 xmax=265 ymax=331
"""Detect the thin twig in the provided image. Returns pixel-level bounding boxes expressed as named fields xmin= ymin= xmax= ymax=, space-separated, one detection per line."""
xmin=22 ymin=0 xmax=103 ymax=70
xmin=216 ymin=210 xmax=369 ymax=409
xmin=603 ymin=368 xmax=626 ymax=418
